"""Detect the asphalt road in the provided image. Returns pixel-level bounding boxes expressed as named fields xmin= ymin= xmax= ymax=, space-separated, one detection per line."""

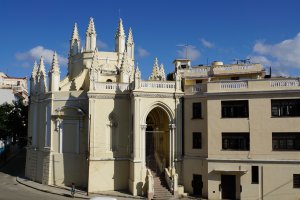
xmin=0 ymin=149 xmax=70 ymax=200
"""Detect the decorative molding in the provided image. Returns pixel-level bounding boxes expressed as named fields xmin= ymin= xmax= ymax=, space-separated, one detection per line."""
xmin=132 ymin=92 xmax=176 ymax=98
xmin=87 ymin=93 xmax=130 ymax=99
xmin=140 ymin=124 xmax=147 ymax=130
xmin=169 ymin=124 xmax=176 ymax=129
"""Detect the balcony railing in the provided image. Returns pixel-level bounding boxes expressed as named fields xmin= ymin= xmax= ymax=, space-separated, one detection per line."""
xmin=95 ymin=82 xmax=130 ymax=92
xmin=270 ymin=79 xmax=300 ymax=87
xmin=140 ymin=81 xmax=175 ymax=89
xmin=220 ymin=81 xmax=248 ymax=89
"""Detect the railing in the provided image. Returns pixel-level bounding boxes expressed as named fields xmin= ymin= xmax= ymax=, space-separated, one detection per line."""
xmin=192 ymin=84 xmax=202 ymax=92
xmin=165 ymin=168 xmax=173 ymax=193
xmin=270 ymin=79 xmax=300 ymax=87
xmin=95 ymin=82 xmax=130 ymax=91
xmin=220 ymin=81 xmax=248 ymax=89
xmin=140 ymin=81 xmax=175 ymax=89
xmin=146 ymin=169 xmax=154 ymax=200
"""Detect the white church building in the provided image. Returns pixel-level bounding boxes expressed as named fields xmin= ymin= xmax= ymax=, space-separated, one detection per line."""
xmin=26 ymin=17 xmax=300 ymax=200
xmin=25 ymin=17 xmax=184 ymax=198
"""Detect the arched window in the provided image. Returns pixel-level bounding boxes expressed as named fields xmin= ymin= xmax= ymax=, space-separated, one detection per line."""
xmin=106 ymin=79 xmax=112 ymax=82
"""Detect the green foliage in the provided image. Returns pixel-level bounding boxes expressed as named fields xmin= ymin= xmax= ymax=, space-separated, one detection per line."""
xmin=0 ymin=100 xmax=28 ymax=146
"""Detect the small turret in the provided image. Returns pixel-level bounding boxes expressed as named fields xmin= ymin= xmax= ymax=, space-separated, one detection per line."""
xmin=70 ymin=23 xmax=80 ymax=56
xmin=115 ymin=18 xmax=126 ymax=53
xmin=85 ymin=17 xmax=97 ymax=52
xmin=149 ymin=58 xmax=160 ymax=80
xmin=159 ymin=64 xmax=166 ymax=81
xmin=30 ymin=61 xmax=38 ymax=95
xmin=48 ymin=52 xmax=60 ymax=92
xmin=134 ymin=63 xmax=141 ymax=89
xmin=37 ymin=57 xmax=47 ymax=93
xmin=126 ymin=27 xmax=134 ymax=59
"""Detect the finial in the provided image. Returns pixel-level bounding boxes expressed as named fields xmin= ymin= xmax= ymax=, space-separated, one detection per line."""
xmin=127 ymin=27 xmax=134 ymax=44
xmin=38 ymin=56 xmax=46 ymax=76
xmin=87 ymin=17 xmax=96 ymax=34
xmin=50 ymin=51 xmax=60 ymax=73
xmin=115 ymin=18 xmax=125 ymax=37
xmin=71 ymin=23 xmax=79 ymax=40
xmin=31 ymin=60 xmax=38 ymax=78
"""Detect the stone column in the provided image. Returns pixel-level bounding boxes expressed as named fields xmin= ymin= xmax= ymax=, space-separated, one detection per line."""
xmin=141 ymin=124 xmax=147 ymax=167
xmin=169 ymin=124 xmax=176 ymax=169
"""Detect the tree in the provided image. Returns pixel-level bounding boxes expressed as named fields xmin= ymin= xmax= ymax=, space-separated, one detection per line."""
xmin=0 ymin=100 xmax=28 ymax=146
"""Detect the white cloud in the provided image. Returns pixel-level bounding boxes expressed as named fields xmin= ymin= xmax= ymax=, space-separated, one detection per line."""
xmin=177 ymin=45 xmax=201 ymax=60
xmin=200 ymin=38 xmax=214 ymax=48
xmin=137 ymin=47 xmax=150 ymax=58
xmin=249 ymin=33 xmax=300 ymax=76
xmin=96 ymin=39 xmax=108 ymax=50
xmin=16 ymin=46 xmax=68 ymax=67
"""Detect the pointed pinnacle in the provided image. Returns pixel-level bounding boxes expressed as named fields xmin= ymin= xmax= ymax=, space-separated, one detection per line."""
xmin=31 ymin=60 xmax=38 ymax=78
xmin=86 ymin=17 xmax=96 ymax=34
xmin=127 ymin=27 xmax=134 ymax=44
xmin=116 ymin=18 xmax=125 ymax=37
xmin=71 ymin=23 xmax=79 ymax=40
xmin=50 ymin=52 xmax=60 ymax=73
xmin=38 ymin=56 xmax=46 ymax=76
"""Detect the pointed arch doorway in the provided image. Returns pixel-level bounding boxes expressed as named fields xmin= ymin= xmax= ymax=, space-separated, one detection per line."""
xmin=145 ymin=106 xmax=173 ymax=172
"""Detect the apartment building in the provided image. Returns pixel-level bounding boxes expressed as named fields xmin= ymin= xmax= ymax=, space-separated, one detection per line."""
xmin=179 ymin=59 xmax=300 ymax=199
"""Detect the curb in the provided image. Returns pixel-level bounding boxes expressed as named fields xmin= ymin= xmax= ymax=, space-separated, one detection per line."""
xmin=16 ymin=177 xmax=89 ymax=199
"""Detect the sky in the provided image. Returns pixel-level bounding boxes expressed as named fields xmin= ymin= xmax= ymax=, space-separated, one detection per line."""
xmin=1 ymin=0 xmax=300 ymax=80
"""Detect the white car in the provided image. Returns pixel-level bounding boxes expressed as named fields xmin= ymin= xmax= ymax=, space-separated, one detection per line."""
xmin=89 ymin=197 xmax=117 ymax=200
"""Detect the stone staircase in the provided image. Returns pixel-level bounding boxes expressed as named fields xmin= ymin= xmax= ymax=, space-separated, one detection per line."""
xmin=147 ymin=155 xmax=174 ymax=200
xmin=152 ymin=171 xmax=174 ymax=200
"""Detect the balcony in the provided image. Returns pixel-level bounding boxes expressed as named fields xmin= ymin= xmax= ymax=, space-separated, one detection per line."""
xmin=93 ymin=80 xmax=179 ymax=93
xmin=211 ymin=64 xmax=263 ymax=76
xmin=186 ymin=78 xmax=300 ymax=95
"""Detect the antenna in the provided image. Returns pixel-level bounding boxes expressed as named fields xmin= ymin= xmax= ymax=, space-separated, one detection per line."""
xmin=176 ymin=43 xmax=192 ymax=59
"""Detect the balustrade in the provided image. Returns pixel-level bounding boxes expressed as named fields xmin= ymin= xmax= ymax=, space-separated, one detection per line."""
xmin=270 ymin=79 xmax=300 ymax=87
xmin=220 ymin=81 xmax=248 ymax=89
xmin=140 ymin=81 xmax=175 ymax=89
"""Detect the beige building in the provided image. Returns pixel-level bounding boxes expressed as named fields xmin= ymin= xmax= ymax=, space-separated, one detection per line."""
xmin=25 ymin=18 xmax=300 ymax=200
xmin=0 ymin=72 xmax=28 ymax=105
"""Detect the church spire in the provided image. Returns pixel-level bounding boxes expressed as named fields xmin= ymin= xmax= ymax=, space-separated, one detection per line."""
xmin=149 ymin=57 xmax=160 ymax=80
xmin=31 ymin=60 xmax=38 ymax=78
xmin=159 ymin=64 xmax=166 ymax=81
xmin=70 ymin=23 xmax=80 ymax=56
xmin=30 ymin=61 xmax=38 ymax=95
xmin=115 ymin=18 xmax=126 ymax=53
xmin=85 ymin=17 xmax=97 ymax=51
xmin=37 ymin=57 xmax=47 ymax=93
xmin=49 ymin=52 xmax=60 ymax=92
xmin=126 ymin=27 xmax=134 ymax=59
xmin=50 ymin=52 xmax=60 ymax=73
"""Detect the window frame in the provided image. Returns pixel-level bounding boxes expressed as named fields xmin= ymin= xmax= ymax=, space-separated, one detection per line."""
xmin=271 ymin=99 xmax=300 ymax=117
xmin=222 ymin=132 xmax=250 ymax=151
xmin=192 ymin=102 xmax=202 ymax=119
xmin=192 ymin=132 xmax=202 ymax=149
xmin=293 ymin=174 xmax=300 ymax=188
xmin=272 ymin=132 xmax=300 ymax=151
xmin=251 ymin=166 xmax=259 ymax=184
xmin=221 ymin=100 xmax=249 ymax=118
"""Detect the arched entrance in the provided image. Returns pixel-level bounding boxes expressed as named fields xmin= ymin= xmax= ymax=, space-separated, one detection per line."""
xmin=145 ymin=106 xmax=171 ymax=172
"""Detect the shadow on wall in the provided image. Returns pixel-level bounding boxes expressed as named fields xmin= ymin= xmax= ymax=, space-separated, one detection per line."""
xmin=58 ymin=91 xmax=88 ymax=190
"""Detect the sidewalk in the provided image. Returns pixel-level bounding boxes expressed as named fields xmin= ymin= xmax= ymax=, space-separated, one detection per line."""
xmin=16 ymin=176 xmax=145 ymax=199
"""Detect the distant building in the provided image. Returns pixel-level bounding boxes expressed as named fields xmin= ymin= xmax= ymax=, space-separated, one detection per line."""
xmin=25 ymin=17 xmax=300 ymax=200
xmin=0 ymin=72 xmax=28 ymax=105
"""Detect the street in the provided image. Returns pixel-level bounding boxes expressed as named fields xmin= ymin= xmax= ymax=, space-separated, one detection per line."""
xmin=0 ymin=149 xmax=71 ymax=200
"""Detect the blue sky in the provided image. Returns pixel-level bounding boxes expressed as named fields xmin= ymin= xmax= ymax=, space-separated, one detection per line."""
xmin=1 ymin=0 xmax=300 ymax=79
